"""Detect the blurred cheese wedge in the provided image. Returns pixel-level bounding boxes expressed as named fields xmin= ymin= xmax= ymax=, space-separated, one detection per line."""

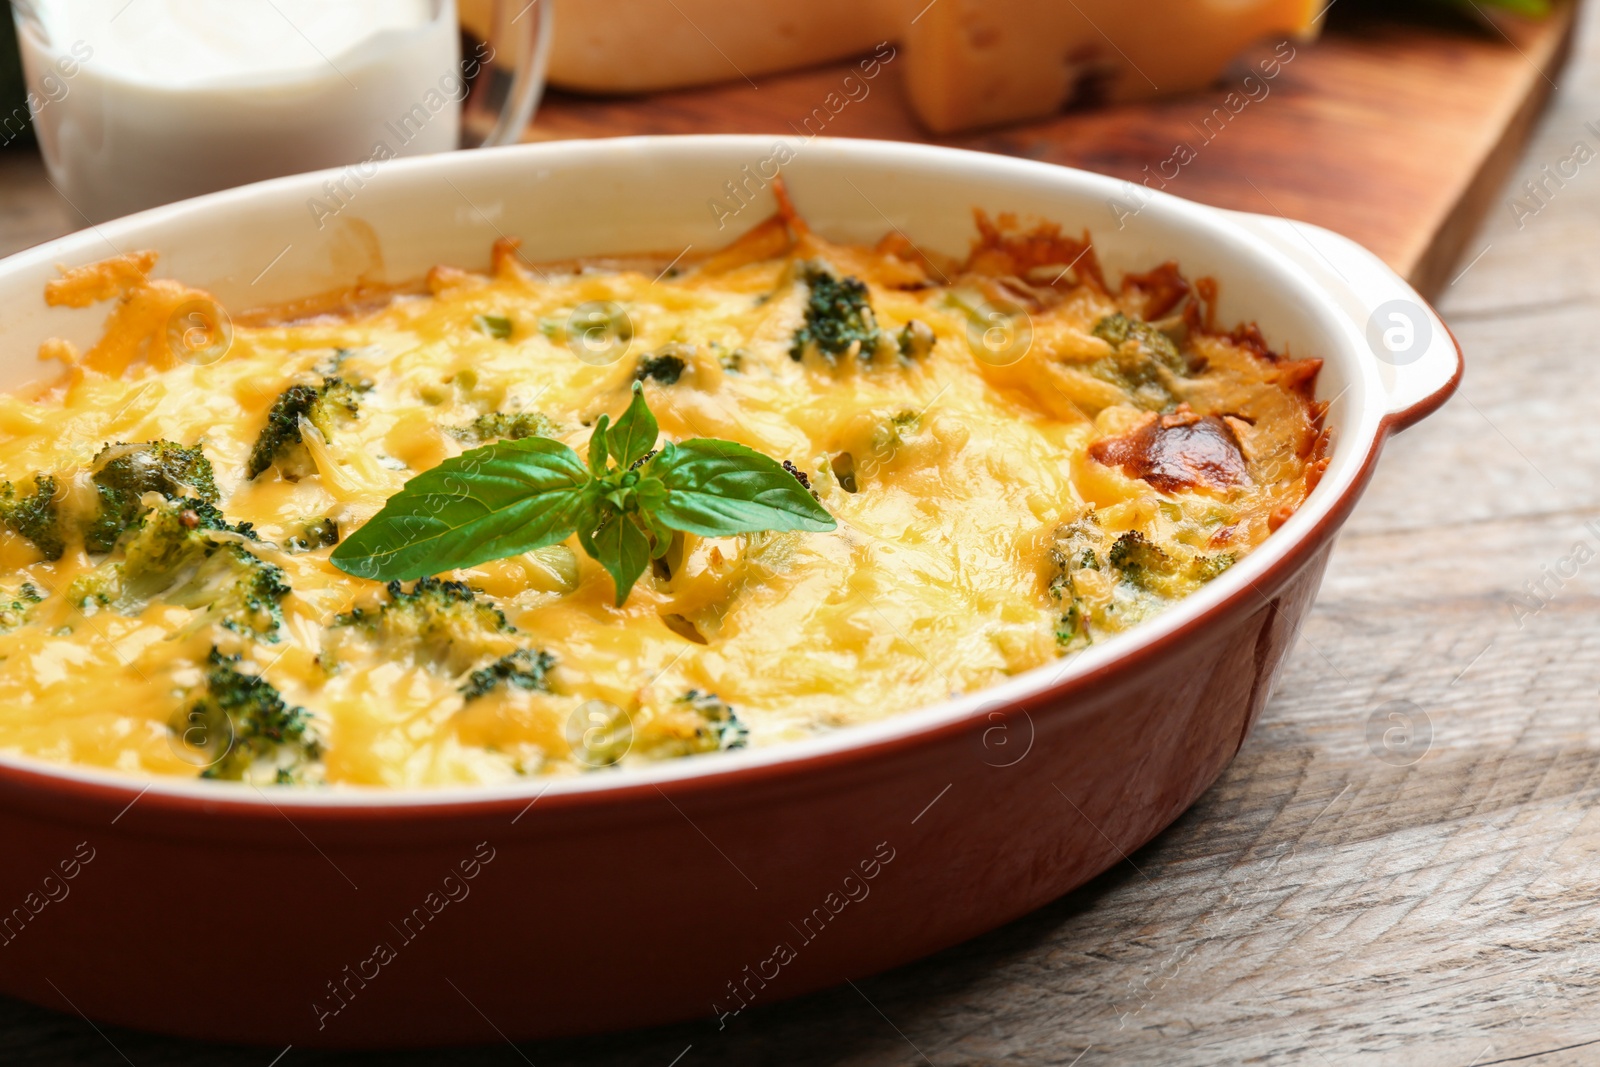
xmin=459 ymin=0 xmax=899 ymax=93
xmin=902 ymin=0 xmax=1322 ymax=132
xmin=462 ymin=0 xmax=1321 ymax=132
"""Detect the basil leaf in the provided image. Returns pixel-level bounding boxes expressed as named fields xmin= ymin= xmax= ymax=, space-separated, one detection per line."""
xmin=607 ymin=382 xmax=658 ymax=470
xmin=587 ymin=414 xmax=610 ymax=477
xmin=590 ymin=510 xmax=653 ymax=605
xmin=331 ymin=438 xmax=591 ymax=580
xmin=649 ymin=439 xmax=837 ymax=537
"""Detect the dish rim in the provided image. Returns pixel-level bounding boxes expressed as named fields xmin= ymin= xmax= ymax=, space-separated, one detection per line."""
xmin=0 ymin=135 xmax=1460 ymax=813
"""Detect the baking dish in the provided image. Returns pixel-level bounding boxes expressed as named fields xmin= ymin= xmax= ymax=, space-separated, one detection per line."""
xmin=0 ymin=136 xmax=1457 ymax=1047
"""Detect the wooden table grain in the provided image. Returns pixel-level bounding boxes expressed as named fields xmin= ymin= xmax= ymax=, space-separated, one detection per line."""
xmin=2 ymin=9 xmax=1599 ymax=1067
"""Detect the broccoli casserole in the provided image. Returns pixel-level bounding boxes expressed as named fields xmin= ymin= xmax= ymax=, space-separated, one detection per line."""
xmin=0 ymin=191 xmax=1326 ymax=786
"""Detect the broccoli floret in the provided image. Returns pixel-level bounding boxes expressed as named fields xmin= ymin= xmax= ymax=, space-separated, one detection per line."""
xmin=897 ymin=320 xmax=936 ymax=360
xmin=677 ymin=690 xmax=749 ymax=751
xmin=247 ymin=377 xmax=360 ymax=479
xmin=460 ymin=648 xmax=557 ymax=701
xmin=1049 ymin=517 xmax=1104 ymax=652
xmin=0 ymin=475 xmax=64 ymax=560
xmin=178 ymin=648 xmax=321 ymax=783
xmin=1090 ymin=314 xmax=1194 ymax=410
xmin=165 ymin=542 xmax=291 ymax=642
xmin=790 ymin=262 xmax=882 ymax=362
xmin=84 ymin=441 xmax=219 ymax=554
xmin=711 ymin=343 xmax=746 ymax=372
xmin=1189 ymin=553 xmax=1236 ymax=582
xmin=285 ymin=517 xmax=340 ymax=553
xmin=70 ymin=498 xmax=289 ymax=641
xmin=333 ymin=576 xmax=515 ymax=673
xmin=447 ymin=411 xmax=561 ymax=444
xmin=634 ymin=348 xmax=687 ymax=385
xmin=0 ymin=582 xmax=43 ymax=633
xmin=1093 ymin=314 xmax=1184 ymax=369
xmin=1108 ymin=531 xmax=1173 ymax=588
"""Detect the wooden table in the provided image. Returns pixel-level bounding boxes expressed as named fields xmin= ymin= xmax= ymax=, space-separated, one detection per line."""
xmin=1 ymin=7 xmax=1597 ymax=1067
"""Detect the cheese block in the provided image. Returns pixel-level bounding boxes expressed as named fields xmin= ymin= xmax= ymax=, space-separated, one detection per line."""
xmin=901 ymin=0 xmax=1322 ymax=133
xmin=459 ymin=0 xmax=899 ymax=94
xmin=462 ymin=0 xmax=1321 ymax=132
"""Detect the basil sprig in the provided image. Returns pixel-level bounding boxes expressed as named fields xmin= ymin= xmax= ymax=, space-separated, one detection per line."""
xmin=330 ymin=384 xmax=836 ymax=604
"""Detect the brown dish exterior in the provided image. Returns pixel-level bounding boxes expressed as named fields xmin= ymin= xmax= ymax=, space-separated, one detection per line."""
xmin=0 ymin=136 xmax=1461 ymax=1047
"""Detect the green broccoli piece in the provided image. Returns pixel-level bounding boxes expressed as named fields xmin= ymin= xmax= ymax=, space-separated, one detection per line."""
xmin=1108 ymin=531 xmax=1173 ymax=589
xmin=178 ymin=647 xmax=321 ymax=783
xmin=0 ymin=582 xmax=42 ymax=633
xmin=70 ymin=498 xmax=289 ymax=641
xmin=1189 ymin=553 xmax=1236 ymax=582
xmin=1049 ymin=517 xmax=1104 ymax=652
xmin=460 ymin=648 xmax=557 ymax=701
xmin=790 ymin=262 xmax=882 ymax=362
xmin=334 ymin=576 xmax=515 ymax=673
xmin=246 ymin=377 xmax=360 ymax=479
xmin=285 ymin=517 xmax=340 ymax=553
xmin=1092 ymin=313 xmax=1184 ymax=368
xmin=677 ymin=690 xmax=749 ymax=751
xmin=165 ymin=542 xmax=291 ymax=642
xmin=896 ymin=320 xmax=936 ymax=360
xmin=83 ymin=441 xmax=219 ymax=554
xmin=1091 ymin=314 xmax=1193 ymax=410
xmin=447 ymin=411 xmax=561 ymax=444
xmin=634 ymin=347 xmax=688 ymax=385
xmin=710 ymin=343 xmax=746 ymax=372
xmin=0 ymin=475 xmax=64 ymax=560
xmin=473 ymin=314 xmax=513 ymax=340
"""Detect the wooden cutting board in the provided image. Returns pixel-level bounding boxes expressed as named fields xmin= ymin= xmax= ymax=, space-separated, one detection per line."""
xmin=525 ymin=0 xmax=1577 ymax=299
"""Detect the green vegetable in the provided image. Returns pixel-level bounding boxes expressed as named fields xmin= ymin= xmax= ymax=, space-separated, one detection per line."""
xmin=0 ymin=475 xmax=64 ymax=560
xmin=1108 ymin=530 xmax=1232 ymax=597
xmin=790 ymin=262 xmax=883 ymax=362
xmin=448 ymin=411 xmax=562 ymax=444
xmin=70 ymin=498 xmax=289 ymax=642
xmin=460 ymin=648 xmax=557 ymax=701
xmin=0 ymin=582 xmax=42 ymax=633
xmin=1049 ymin=517 xmax=1103 ymax=652
xmin=286 ymin=517 xmax=340 ymax=553
xmin=635 ymin=349 xmax=688 ymax=385
xmin=473 ymin=314 xmax=513 ymax=340
xmin=896 ymin=320 xmax=936 ymax=360
xmin=246 ymin=377 xmax=360 ymax=479
xmin=331 ymin=383 xmax=835 ymax=606
xmin=1092 ymin=313 xmax=1183 ymax=370
xmin=677 ymin=689 xmax=748 ymax=751
xmin=85 ymin=441 xmax=219 ymax=554
xmin=1443 ymin=0 xmax=1548 ymax=14
xmin=333 ymin=576 xmax=515 ymax=673
xmin=178 ymin=648 xmax=321 ymax=783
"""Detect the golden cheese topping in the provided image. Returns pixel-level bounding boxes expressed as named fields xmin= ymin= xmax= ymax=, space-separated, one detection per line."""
xmin=0 ymin=199 xmax=1324 ymax=787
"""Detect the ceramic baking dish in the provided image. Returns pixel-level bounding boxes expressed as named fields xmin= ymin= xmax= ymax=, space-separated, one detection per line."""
xmin=0 ymin=136 xmax=1457 ymax=1047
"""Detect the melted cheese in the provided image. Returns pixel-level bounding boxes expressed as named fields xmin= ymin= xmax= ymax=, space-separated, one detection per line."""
xmin=0 ymin=207 xmax=1322 ymax=787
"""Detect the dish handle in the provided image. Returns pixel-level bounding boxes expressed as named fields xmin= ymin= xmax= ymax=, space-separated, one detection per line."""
xmin=1225 ymin=212 xmax=1462 ymax=434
